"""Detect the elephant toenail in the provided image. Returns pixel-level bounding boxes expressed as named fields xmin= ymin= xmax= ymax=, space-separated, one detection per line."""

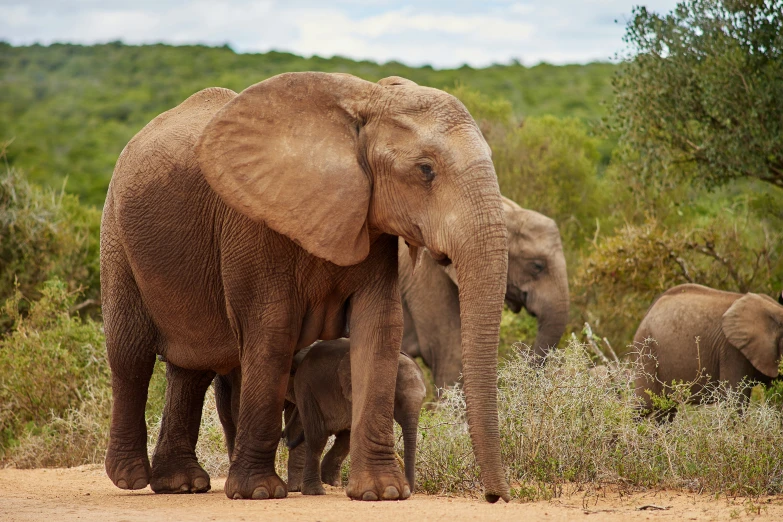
xmin=117 ymin=479 xmax=128 ymax=489
xmin=274 ymin=486 xmax=286 ymax=498
xmin=233 ymin=492 xmax=242 ymax=500
xmin=362 ymin=491 xmax=379 ymax=501
xmin=252 ymin=487 xmax=270 ymax=500
xmin=194 ymin=477 xmax=209 ymax=491
xmin=382 ymin=486 xmax=399 ymax=500
xmin=132 ymin=478 xmax=148 ymax=490
xmin=402 ymin=485 xmax=411 ymax=499
xmin=180 ymin=484 xmax=190 ymax=492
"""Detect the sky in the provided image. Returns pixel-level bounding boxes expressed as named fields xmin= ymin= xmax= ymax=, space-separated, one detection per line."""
xmin=0 ymin=0 xmax=682 ymax=68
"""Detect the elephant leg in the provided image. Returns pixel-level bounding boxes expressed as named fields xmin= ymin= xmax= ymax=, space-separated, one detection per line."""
xmin=295 ymin=392 xmax=327 ymax=495
xmin=284 ymin=401 xmax=305 ymax=492
xmin=103 ymin=260 xmax=158 ymax=491
xmin=150 ymin=363 xmax=215 ymax=493
xmin=400 ymin=300 xmax=421 ymax=358
xmin=214 ymin=370 xmax=241 ymax=459
xmin=224 ymin=332 xmax=292 ymax=500
xmin=321 ymin=430 xmax=350 ymax=487
xmin=345 ymin=281 xmax=410 ymax=501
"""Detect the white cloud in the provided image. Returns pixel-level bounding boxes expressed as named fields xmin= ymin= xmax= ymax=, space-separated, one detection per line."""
xmin=0 ymin=0 xmax=682 ymax=67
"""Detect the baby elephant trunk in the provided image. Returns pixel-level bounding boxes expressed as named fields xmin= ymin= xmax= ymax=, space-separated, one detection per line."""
xmin=282 ymin=406 xmax=304 ymax=450
xmin=400 ymin=412 xmax=420 ymax=492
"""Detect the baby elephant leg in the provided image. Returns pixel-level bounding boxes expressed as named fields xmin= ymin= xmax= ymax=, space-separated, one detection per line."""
xmin=302 ymin=432 xmax=328 ymax=496
xmin=321 ymin=430 xmax=350 ymax=487
xmin=284 ymin=402 xmax=306 ymax=492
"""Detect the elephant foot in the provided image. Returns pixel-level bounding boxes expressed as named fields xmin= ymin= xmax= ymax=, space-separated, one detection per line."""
xmin=150 ymin=454 xmax=211 ymax=493
xmin=346 ymin=470 xmax=411 ymax=501
xmin=321 ymin=467 xmax=342 ymax=487
xmin=301 ymin=481 xmax=326 ymax=496
xmin=286 ymin=479 xmax=302 ymax=492
xmin=105 ymin=446 xmax=151 ymax=490
xmin=225 ymin=467 xmax=287 ymax=500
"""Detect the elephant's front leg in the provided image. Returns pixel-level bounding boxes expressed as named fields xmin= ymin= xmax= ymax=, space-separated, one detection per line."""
xmin=225 ymin=333 xmax=293 ymax=500
xmin=346 ymin=280 xmax=410 ymax=501
xmin=151 ymin=363 xmax=215 ymax=493
xmin=321 ymin=430 xmax=350 ymax=486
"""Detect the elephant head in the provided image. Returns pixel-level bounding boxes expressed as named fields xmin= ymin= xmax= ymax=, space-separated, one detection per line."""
xmin=722 ymin=293 xmax=783 ymax=378
xmin=443 ymin=197 xmax=569 ymax=358
xmin=195 ymin=73 xmax=509 ymax=502
xmin=501 ymin=198 xmax=569 ymax=357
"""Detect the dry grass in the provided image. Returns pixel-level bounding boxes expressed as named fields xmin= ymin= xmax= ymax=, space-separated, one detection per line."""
xmin=5 ymin=334 xmax=782 ymax=501
xmin=412 ymin=340 xmax=783 ymax=500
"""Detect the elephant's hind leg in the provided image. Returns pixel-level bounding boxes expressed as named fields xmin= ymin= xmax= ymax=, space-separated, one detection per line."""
xmin=150 ymin=363 xmax=215 ymax=493
xmin=103 ymin=252 xmax=158 ymax=490
xmin=214 ymin=372 xmax=239 ymax=458
xmin=321 ymin=430 xmax=350 ymax=487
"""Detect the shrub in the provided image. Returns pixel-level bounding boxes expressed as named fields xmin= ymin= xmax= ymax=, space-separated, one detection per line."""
xmin=0 ymin=279 xmax=107 ymax=453
xmin=0 ymin=156 xmax=101 ymax=312
xmin=412 ymin=339 xmax=783 ymax=499
xmin=575 ymin=209 xmax=783 ymax=346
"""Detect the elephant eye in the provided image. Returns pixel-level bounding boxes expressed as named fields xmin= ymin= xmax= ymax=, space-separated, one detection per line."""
xmin=530 ymin=260 xmax=545 ymax=275
xmin=418 ymin=164 xmax=436 ymax=182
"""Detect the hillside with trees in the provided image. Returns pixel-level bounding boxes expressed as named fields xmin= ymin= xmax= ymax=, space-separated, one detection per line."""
xmin=0 ymin=42 xmax=615 ymax=205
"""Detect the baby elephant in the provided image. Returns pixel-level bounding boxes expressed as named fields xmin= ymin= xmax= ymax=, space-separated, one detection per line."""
xmin=286 ymin=339 xmax=427 ymax=496
xmin=633 ymin=284 xmax=783 ymax=411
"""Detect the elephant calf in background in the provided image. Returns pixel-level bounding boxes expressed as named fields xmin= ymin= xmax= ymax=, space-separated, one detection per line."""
xmin=216 ymin=339 xmax=426 ymax=496
xmin=633 ymin=284 xmax=783 ymax=411
xmin=400 ymin=197 xmax=569 ymax=389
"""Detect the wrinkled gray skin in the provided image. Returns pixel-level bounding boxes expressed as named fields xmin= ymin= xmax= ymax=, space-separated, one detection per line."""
xmin=215 ymin=341 xmax=426 ymax=495
xmin=400 ymin=197 xmax=569 ymax=389
xmin=633 ymin=284 xmax=783 ymax=411
xmin=101 ymin=72 xmax=510 ymax=502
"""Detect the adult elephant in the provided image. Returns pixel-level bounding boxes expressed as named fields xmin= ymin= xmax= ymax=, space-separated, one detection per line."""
xmin=400 ymin=198 xmax=569 ymax=389
xmin=633 ymin=284 xmax=783 ymax=411
xmin=100 ymin=73 xmax=510 ymax=502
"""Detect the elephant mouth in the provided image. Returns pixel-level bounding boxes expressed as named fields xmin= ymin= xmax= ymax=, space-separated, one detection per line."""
xmin=504 ymin=287 xmax=527 ymax=314
xmin=433 ymin=254 xmax=452 ymax=267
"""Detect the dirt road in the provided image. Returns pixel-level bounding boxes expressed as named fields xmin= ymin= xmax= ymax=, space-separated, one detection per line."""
xmin=1 ymin=466 xmax=781 ymax=521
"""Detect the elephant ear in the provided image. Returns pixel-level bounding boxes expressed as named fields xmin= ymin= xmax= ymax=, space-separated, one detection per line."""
xmin=196 ymin=72 xmax=377 ymax=266
xmin=722 ymin=293 xmax=783 ymax=378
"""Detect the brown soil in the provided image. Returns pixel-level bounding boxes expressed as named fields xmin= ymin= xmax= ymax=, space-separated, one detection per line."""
xmin=1 ymin=466 xmax=781 ymax=521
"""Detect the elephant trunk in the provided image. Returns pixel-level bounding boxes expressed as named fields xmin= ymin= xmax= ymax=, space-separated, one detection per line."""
xmin=530 ymin=296 xmax=569 ymax=359
xmin=529 ymin=259 xmax=570 ymax=359
xmin=401 ymin=413 xmax=419 ymax=492
xmin=446 ymin=189 xmax=510 ymax=503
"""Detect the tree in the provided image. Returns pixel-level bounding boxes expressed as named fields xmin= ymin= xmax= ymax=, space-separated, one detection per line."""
xmin=612 ymin=0 xmax=783 ymax=189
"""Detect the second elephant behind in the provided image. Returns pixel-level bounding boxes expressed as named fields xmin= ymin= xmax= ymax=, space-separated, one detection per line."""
xmin=400 ymin=197 xmax=569 ymax=389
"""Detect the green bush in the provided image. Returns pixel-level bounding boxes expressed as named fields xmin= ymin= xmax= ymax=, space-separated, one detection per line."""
xmin=0 ymin=277 xmax=170 ymax=467
xmin=0 ymin=158 xmax=101 ymax=311
xmin=575 ymin=206 xmax=783 ymax=346
xmin=0 ymin=279 xmax=107 ymax=453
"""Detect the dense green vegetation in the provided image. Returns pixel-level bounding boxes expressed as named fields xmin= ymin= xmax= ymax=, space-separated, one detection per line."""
xmin=612 ymin=0 xmax=783 ymax=189
xmin=1 ymin=0 xmax=782 ymax=495
xmin=0 ymin=42 xmax=615 ymax=205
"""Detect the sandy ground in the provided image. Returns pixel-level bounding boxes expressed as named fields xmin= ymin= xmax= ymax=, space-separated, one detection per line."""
xmin=1 ymin=466 xmax=782 ymax=521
